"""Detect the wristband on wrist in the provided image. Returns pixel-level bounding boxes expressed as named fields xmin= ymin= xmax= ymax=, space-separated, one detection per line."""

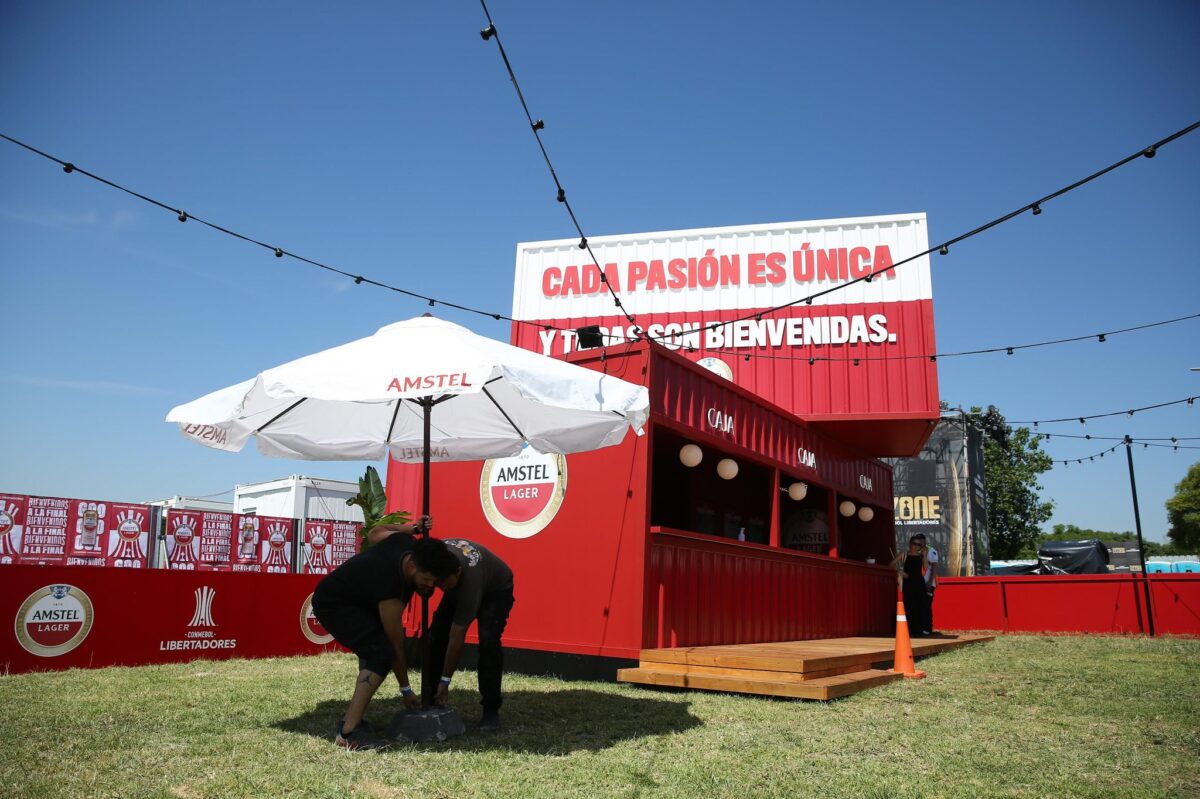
xmin=400 ymin=686 xmax=414 ymax=696
xmin=439 ymin=676 xmax=452 ymax=685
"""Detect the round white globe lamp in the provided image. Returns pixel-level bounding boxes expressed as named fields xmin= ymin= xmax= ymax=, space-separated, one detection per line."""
xmin=787 ymin=482 xmax=808 ymax=501
xmin=679 ymin=444 xmax=703 ymax=468
xmin=857 ymin=506 xmax=875 ymax=522
xmin=717 ymin=458 xmax=739 ymax=480
xmin=838 ymin=500 xmax=856 ymax=517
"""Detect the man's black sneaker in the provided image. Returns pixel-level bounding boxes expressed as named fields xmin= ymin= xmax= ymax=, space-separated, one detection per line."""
xmin=335 ymin=719 xmax=390 ymax=751
xmin=480 ymin=712 xmax=502 ymax=734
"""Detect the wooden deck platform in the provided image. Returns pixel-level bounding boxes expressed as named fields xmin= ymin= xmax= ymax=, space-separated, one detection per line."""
xmin=617 ymin=634 xmax=993 ymax=700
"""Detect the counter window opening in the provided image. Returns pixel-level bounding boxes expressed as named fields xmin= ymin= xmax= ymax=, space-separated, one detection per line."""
xmin=780 ymin=477 xmax=831 ymax=555
xmin=834 ymin=495 xmax=893 ymax=564
xmin=652 ymin=431 xmax=770 ymax=545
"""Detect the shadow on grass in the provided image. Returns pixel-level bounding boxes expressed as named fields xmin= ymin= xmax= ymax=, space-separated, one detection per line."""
xmin=274 ymin=689 xmax=701 ymax=754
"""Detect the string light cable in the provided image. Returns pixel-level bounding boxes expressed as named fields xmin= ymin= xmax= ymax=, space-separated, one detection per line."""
xmin=1051 ymin=442 xmax=1123 ymax=466
xmin=641 ymin=119 xmax=1200 ymax=346
xmin=1051 ymin=440 xmax=1200 ymax=467
xmin=1032 ymin=432 xmax=1198 ymax=444
xmin=3 ymin=112 xmax=1196 ymax=348
xmin=0 ymin=133 xmax=582 ymax=340
xmin=477 ymin=0 xmax=643 ymax=335
xmin=691 ymin=310 xmax=1199 ymax=365
xmin=1008 ymin=395 xmax=1198 ymax=426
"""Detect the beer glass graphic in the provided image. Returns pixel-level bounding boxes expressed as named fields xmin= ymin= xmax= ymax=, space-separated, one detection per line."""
xmin=78 ymin=503 xmax=106 ymax=551
xmin=238 ymin=518 xmax=258 ymax=562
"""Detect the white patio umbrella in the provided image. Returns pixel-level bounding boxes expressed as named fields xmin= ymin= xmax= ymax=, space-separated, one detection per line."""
xmin=166 ymin=315 xmax=650 ymax=519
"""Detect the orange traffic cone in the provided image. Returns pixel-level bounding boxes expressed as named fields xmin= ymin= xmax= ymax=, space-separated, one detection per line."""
xmin=889 ymin=599 xmax=927 ymax=679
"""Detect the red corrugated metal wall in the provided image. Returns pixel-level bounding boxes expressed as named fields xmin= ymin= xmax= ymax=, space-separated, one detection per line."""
xmin=646 ymin=350 xmax=893 ymax=510
xmin=935 ymin=574 xmax=1200 ymax=636
xmin=514 ymin=302 xmax=939 ymax=456
xmin=644 ymin=529 xmax=895 ymax=648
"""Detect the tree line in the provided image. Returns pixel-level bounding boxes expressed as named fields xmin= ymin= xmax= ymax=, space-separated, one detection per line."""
xmin=948 ymin=406 xmax=1199 ymax=559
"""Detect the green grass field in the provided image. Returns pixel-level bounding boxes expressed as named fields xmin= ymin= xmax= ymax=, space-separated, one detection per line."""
xmin=2 ymin=635 xmax=1197 ymax=799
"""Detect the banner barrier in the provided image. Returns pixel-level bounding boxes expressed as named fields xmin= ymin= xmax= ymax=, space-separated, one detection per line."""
xmin=3 ymin=491 xmax=365 ymax=575
xmin=0 ymin=564 xmax=345 ymax=674
xmin=936 ymin=574 xmax=1200 ymax=636
xmin=0 ymin=493 xmax=153 ymax=569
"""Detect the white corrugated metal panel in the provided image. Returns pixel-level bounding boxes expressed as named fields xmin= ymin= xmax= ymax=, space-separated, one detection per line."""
xmin=147 ymin=496 xmax=234 ymax=512
xmin=513 ymin=213 xmax=931 ymax=321
xmin=232 ymin=476 xmax=363 ymax=522
xmin=304 ymin=490 xmax=362 ymax=523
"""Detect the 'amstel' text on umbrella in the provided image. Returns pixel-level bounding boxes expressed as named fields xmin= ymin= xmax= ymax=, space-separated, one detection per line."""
xmin=387 ymin=373 xmax=474 ymax=393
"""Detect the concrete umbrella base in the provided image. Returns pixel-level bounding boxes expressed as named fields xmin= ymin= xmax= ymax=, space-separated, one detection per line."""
xmin=388 ymin=708 xmax=467 ymax=743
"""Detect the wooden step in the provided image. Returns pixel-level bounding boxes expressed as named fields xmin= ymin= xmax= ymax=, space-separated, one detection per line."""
xmin=617 ymin=667 xmax=903 ymax=701
xmin=638 ymin=634 xmax=993 ymax=674
xmin=619 ymin=635 xmax=993 ymax=700
xmin=639 ymin=659 xmax=882 ymax=683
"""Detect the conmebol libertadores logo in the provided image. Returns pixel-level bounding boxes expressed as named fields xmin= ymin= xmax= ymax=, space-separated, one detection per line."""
xmin=14 ymin=584 xmax=94 ymax=657
xmin=188 ymin=586 xmax=217 ymax=628
xmin=160 ymin=585 xmax=237 ymax=652
xmin=479 ymin=446 xmax=567 ymax=539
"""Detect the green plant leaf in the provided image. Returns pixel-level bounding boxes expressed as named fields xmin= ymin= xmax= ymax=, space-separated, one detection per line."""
xmin=346 ymin=465 xmax=414 ymax=550
xmin=363 ymin=465 xmax=389 ymax=520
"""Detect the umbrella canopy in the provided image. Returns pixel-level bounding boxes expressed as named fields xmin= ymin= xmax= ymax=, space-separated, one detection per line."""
xmin=165 ymin=316 xmax=649 ymax=463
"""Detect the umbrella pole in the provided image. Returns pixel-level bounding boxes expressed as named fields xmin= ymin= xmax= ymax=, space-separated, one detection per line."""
xmin=422 ymin=397 xmax=432 ymax=533
xmin=420 ymin=397 xmax=432 ymax=687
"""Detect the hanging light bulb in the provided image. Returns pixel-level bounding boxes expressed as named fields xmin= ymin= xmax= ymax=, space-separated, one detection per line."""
xmin=717 ymin=458 xmax=739 ymax=480
xmin=679 ymin=444 xmax=703 ymax=468
xmin=787 ymin=482 xmax=808 ymax=501
xmin=839 ymin=500 xmax=856 ymax=517
xmin=858 ymin=506 xmax=874 ymax=522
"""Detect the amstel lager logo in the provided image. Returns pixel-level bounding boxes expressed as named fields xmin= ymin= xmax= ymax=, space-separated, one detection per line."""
xmin=696 ymin=357 xmax=733 ymax=381
xmin=15 ymin=584 xmax=94 ymax=657
xmin=299 ymin=592 xmax=333 ymax=645
xmin=479 ymin=446 xmax=567 ymax=539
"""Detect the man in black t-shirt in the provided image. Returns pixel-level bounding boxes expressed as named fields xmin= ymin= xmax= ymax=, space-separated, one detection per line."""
xmin=312 ymin=516 xmax=454 ymax=750
xmin=423 ymin=538 xmax=515 ymax=733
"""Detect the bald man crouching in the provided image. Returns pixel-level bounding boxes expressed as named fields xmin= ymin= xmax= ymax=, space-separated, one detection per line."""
xmin=311 ymin=516 xmax=449 ymax=750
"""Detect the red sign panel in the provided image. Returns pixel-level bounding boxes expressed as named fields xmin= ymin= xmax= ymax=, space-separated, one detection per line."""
xmin=231 ymin=514 xmax=294 ymax=573
xmin=301 ymin=519 xmax=361 ymax=574
xmin=196 ymin=511 xmax=234 ymax=571
xmin=65 ymin=500 xmax=153 ymax=568
xmin=1 ymin=495 xmax=151 ymax=569
xmin=0 ymin=493 xmax=29 ymax=565
xmin=19 ymin=495 xmax=71 ymax=565
xmin=104 ymin=503 xmax=152 ymax=568
xmin=165 ymin=509 xmax=227 ymax=571
xmin=0 ymin=564 xmax=342 ymax=675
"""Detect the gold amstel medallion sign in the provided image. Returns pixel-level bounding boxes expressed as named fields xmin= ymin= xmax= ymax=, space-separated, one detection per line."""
xmin=15 ymin=584 xmax=94 ymax=657
xmin=480 ymin=447 xmax=567 ymax=539
xmin=299 ymin=592 xmax=334 ymax=645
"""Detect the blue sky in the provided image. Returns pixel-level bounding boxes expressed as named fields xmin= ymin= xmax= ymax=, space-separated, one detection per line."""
xmin=1 ymin=1 xmax=1197 ymax=542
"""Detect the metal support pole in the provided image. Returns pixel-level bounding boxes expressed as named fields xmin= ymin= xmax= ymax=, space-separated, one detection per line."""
xmin=422 ymin=397 xmax=432 ymax=529
xmin=1124 ymin=435 xmax=1155 ymax=637
xmin=418 ymin=398 xmax=434 ymax=673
